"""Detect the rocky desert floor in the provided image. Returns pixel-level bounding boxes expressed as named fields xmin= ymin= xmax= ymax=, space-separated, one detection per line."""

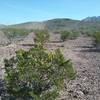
xmin=0 ymin=35 xmax=100 ymax=100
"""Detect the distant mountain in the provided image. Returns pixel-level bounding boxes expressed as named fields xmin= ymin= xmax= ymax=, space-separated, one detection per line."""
xmin=7 ymin=22 xmax=46 ymax=30
xmin=5 ymin=18 xmax=80 ymax=31
xmin=44 ymin=17 xmax=100 ymax=32
xmin=82 ymin=16 xmax=100 ymax=22
xmin=1 ymin=16 xmax=100 ymax=33
xmin=44 ymin=18 xmax=79 ymax=31
xmin=0 ymin=24 xmax=6 ymax=29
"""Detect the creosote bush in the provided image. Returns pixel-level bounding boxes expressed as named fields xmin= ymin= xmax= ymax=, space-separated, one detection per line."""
xmin=4 ymin=32 xmax=76 ymax=100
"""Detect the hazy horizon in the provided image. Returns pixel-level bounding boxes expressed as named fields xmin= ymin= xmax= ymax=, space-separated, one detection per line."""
xmin=0 ymin=0 xmax=100 ymax=24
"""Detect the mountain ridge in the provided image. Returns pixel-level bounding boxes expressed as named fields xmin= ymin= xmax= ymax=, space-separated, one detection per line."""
xmin=82 ymin=16 xmax=100 ymax=22
xmin=0 ymin=16 xmax=100 ymax=32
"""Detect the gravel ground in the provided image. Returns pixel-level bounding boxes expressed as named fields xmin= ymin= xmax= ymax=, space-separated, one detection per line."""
xmin=58 ymin=36 xmax=100 ymax=100
xmin=0 ymin=36 xmax=100 ymax=100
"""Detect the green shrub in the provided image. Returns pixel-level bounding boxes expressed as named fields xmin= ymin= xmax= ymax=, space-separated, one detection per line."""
xmin=71 ymin=30 xmax=80 ymax=39
xmin=34 ymin=30 xmax=50 ymax=46
xmin=60 ymin=31 xmax=71 ymax=41
xmin=92 ymin=32 xmax=100 ymax=45
xmin=60 ymin=31 xmax=79 ymax=41
xmin=4 ymin=38 xmax=76 ymax=100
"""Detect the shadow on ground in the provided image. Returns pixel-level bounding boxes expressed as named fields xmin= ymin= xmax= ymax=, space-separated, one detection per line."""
xmin=73 ymin=46 xmax=100 ymax=52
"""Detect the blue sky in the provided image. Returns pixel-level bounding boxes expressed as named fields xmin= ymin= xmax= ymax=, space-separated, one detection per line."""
xmin=0 ymin=0 xmax=100 ymax=24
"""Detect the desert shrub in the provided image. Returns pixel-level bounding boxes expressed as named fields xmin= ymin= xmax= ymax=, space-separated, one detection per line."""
xmin=70 ymin=30 xmax=80 ymax=39
xmin=4 ymin=47 xmax=76 ymax=100
xmin=60 ymin=31 xmax=71 ymax=41
xmin=60 ymin=31 xmax=79 ymax=41
xmin=34 ymin=30 xmax=50 ymax=46
xmin=84 ymin=30 xmax=97 ymax=37
xmin=4 ymin=33 xmax=76 ymax=99
xmin=92 ymin=32 xmax=100 ymax=47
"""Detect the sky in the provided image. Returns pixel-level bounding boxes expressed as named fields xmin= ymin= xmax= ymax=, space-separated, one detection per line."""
xmin=0 ymin=0 xmax=100 ymax=25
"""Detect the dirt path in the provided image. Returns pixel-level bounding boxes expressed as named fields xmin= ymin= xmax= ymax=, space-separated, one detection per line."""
xmin=59 ymin=36 xmax=100 ymax=100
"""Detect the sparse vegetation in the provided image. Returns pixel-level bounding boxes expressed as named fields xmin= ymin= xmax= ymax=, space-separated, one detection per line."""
xmin=0 ymin=15 xmax=100 ymax=100
xmin=2 ymin=28 xmax=33 ymax=39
